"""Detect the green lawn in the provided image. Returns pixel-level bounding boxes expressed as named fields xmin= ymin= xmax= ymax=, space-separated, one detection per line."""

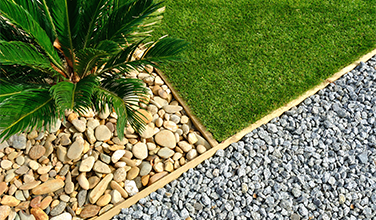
xmin=153 ymin=0 xmax=376 ymax=141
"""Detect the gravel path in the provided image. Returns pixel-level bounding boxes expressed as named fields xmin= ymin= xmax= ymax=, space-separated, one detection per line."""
xmin=113 ymin=56 xmax=376 ymax=220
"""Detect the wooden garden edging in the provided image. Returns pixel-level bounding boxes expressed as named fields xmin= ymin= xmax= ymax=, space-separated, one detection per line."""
xmin=99 ymin=48 xmax=376 ymax=219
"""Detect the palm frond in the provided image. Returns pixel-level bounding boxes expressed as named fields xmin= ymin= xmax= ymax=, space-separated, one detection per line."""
xmin=0 ymin=65 xmax=53 ymax=85
xmin=50 ymin=75 xmax=98 ymax=115
xmin=95 ymin=0 xmax=164 ymax=46
xmin=76 ymin=0 xmax=110 ymax=49
xmin=47 ymin=0 xmax=80 ymax=70
xmin=12 ymin=0 xmax=56 ymax=41
xmin=0 ymin=79 xmax=27 ymax=103
xmin=99 ymin=37 xmax=188 ymax=75
xmin=75 ymin=48 xmax=108 ymax=77
xmin=0 ymin=17 xmax=32 ymax=42
xmin=0 ymin=88 xmax=58 ymax=140
xmin=141 ymin=37 xmax=188 ymax=63
xmin=96 ymin=40 xmax=122 ymax=54
xmin=0 ymin=0 xmax=64 ymax=71
xmin=0 ymin=41 xmax=61 ymax=77
xmin=98 ymin=40 xmax=143 ymax=74
xmin=93 ymin=75 xmax=148 ymax=139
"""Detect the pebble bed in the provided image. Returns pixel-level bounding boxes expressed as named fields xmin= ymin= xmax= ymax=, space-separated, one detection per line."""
xmin=0 ymin=46 xmax=212 ymax=220
xmin=114 ymin=56 xmax=376 ymax=220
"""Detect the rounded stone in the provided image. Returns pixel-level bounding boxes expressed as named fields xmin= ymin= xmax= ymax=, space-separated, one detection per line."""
xmin=94 ymin=125 xmax=112 ymax=141
xmin=157 ymin=147 xmax=174 ymax=159
xmin=18 ymin=211 xmax=35 ymax=220
xmin=0 ymin=195 xmax=20 ymax=206
xmin=180 ymin=115 xmax=189 ymax=124
xmin=77 ymin=173 xmax=90 ymax=190
xmin=113 ymin=167 xmax=127 ymax=182
xmin=28 ymin=145 xmax=46 ymax=160
xmin=163 ymin=121 xmax=178 ymax=132
xmin=155 ymin=130 xmax=176 ymax=149
xmin=1 ymin=160 xmax=12 ymax=170
xmin=93 ymin=161 xmax=111 ymax=174
xmin=71 ymin=119 xmax=86 ymax=133
xmin=124 ymin=180 xmax=138 ymax=196
xmin=153 ymin=162 xmax=164 ymax=173
xmin=127 ymin=167 xmax=140 ymax=180
xmin=155 ymin=118 xmax=163 ymax=127
xmin=37 ymin=165 xmax=52 ymax=175
xmin=0 ymin=205 xmax=10 ymax=220
xmin=132 ymin=143 xmax=148 ymax=160
xmin=79 ymin=156 xmax=95 ymax=172
xmin=187 ymin=133 xmax=198 ymax=145
xmin=50 ymin=201 xmax=67 ymax=216
xmin=186 ymin=149 xmax=198 ymax=160
xmin=28 ymin=160 xmax=39 ymax=170
xmin=111 ymin=150 xmax=126 ymax=163
xmin=139 ymin=162 xmax=152 ymax=176
xmin=15 ymin=156 xmax=25 ymax=166
xmin=162 ymin=105 xmax=183 ymax=114
xmin=31 ymin=179 xmax=65 ymax=195
xmin=30 ymin=207 xmax=48 ymax=220
xmin=197 ymin=145 xmax=207 ymax=154
xmin=178 ymin=141 xmax=193 ymax=153
xmin=110 ymin=190 xmax=123 ymax=204
xmin=9 ymin=134 xmax=27 ymax=149
xmin=67 ymin=138 xmax=84 ymax=160
xmin=80 ymin=205 xmax=100 ymax=219
xmin=139 ymin=125 xmax=155 ymax=139
xmin=146 ymin=143 xmax=156 ymax=151
xmin=96 ymin=194 xmax=111 ymax=207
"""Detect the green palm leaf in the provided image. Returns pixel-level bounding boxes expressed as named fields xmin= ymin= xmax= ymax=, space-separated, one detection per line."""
xmin=93 ymin=75 xmax=148 ymax=139
xmin=47 ymin=0 xmax=79 ymax=70
xmin=0 ymin=17 xmax=31 ymax=42
xmin=95 ymin=0 xmax=164 ymax=46
xmin=12 ymin=0 xmax=56 ymax=41
xmin=50 ymin=75 xmax=98 ymax=115
xmin=99 ymin=38 xmax=188 ymax=75
xmin=75 ymin=48 xmax=108 ymax=77
xmin=96 ymin=40 xmax=122 ymax=54
xmin=77 ymin=0 xmax=110 ymax=49
xmin=0 ymin=41 xmax=60 ymax=77
xmin=0 ymin=89 xmax=58 ymax=140
xmin=0 ymin=65 xmax=52 ymax=85
xmin=0 ymin=79 xmax=25 ymax=103
xmin=99 ymin=41 xmax=143 ymax=74
xmin=141 ymin=37 xmax=188 ymax=63
xmin=0 ymin=0 xmax=64 ymax=71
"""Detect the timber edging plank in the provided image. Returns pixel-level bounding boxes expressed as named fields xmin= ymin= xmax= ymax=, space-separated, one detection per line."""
xmin=99 ymin=48 xmax=376 ymax=219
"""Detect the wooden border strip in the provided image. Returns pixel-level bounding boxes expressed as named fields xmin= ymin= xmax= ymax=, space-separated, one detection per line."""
xmin=99 ymin=48 xmax=376 ymax=219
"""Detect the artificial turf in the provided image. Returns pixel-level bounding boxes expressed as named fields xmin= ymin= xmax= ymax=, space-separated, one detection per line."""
xmin=153 ymin=0 xmax=376 ymax=141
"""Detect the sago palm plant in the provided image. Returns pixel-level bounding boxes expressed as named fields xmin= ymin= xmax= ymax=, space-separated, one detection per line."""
xmin=0 ymin=0 xmax=187 ymax=141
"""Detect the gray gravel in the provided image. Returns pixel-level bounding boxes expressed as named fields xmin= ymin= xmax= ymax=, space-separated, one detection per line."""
xmin=113 ymin=56 xmax=376 ymax=220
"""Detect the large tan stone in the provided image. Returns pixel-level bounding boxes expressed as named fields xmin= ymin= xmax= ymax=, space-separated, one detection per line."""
xmin=31 ymin=179 xmax=64 ymax=195
xmin=30 ymin=207 xmax=48 ymax=220
xmin=89 ymin=174 xmax=113 ymax=204
xmin=154 ymin=130 xmax=176 ymax=149
xmin=80 ymin=205 xmax=100 ymax=219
